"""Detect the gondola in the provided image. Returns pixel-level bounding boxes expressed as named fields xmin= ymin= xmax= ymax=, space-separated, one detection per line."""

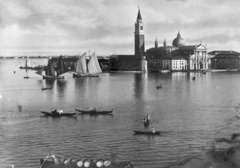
xmin=40 ymin=154 xmax=134 ymax=168
xmin=40 ymin=110 xmax=77 ymax=117
xmin=75 ymin=107 xmax=113 ymax=115
xmin=133 ymin=130 xmax=161 ymax=135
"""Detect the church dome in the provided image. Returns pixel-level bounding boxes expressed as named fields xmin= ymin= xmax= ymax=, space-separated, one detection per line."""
xmin=172 ymin=31 xmax=185 ymax=47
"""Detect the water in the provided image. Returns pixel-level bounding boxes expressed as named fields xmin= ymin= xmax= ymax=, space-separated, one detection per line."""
xmin=1 ymin=59 xmax=240 ymax=168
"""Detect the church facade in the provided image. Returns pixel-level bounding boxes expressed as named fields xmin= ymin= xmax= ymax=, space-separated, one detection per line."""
xmin=109 ymin=8 xmax=210 ymax=71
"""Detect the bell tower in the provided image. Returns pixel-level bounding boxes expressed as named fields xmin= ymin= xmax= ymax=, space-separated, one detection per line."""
xmin=134 ymin=7 xmax=145 ymax=58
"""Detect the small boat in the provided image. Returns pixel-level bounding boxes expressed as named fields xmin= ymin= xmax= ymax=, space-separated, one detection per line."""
xmin=73 ymin=52 xmax=102 ymax=77
xmin=41 ymin=87 xmax=52 ymax=90
xmin=133 ymin=130 xmax=161 ymax=135
xmin=40 ymin=154 xmax=134 ymax=168
xmin=156 ymin=84 xmax=162 ymax=89
xmin=75 ymin=107 xmax=113 ymax=115
xmin=40 ymin=110 xmax=76 ymax=117
xmin=24 ymin=76 xmax=29 ymax=79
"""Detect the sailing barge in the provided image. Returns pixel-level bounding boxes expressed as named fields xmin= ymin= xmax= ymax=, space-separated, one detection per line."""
xmin=73 ymin=52 xmax=102 ymax=77
xmin=36 ymin=56 xmax=65 ymax=79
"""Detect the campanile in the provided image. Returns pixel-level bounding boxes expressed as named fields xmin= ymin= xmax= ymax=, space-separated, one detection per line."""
xmin=134 ymin=8 xmax=145 ymax=58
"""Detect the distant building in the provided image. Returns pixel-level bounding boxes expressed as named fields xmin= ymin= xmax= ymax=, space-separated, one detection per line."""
xmin=210 ymin=51 xmax=240 ymax=69
xmin=109 ymin=8 xmax=209 ymax=71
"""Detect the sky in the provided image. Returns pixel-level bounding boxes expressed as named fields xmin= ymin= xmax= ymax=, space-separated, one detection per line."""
xmin=0 ymin=0 xmax=240 ymax=56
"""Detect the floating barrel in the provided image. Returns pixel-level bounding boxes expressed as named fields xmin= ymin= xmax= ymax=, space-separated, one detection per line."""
xmin=77 ymin=159 xmax=84 ymax=167
xmin=96 ymin=159 xmax=104 ymax=167
xmin=64 ymin=158 xmax=70 ymax=165
xmin=84 ymin=159 xmax=91 ymax=167
xmin=71 ymin=158 xmax=77 ymax=164
xmin=104 ymin=160 xmax=111 ymax=167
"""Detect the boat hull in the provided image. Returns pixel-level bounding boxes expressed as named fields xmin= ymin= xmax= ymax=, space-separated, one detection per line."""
xmin=42 ymin=87 xmax=52 ymax=90
xmin=73 ymin=73 xmax=99 ymax=77
xmin=75 ymin=108 xmax=113 ymax=115
xmin=40 ymin=111 xmax=76 ymax=117
xmin=43 ymin=75 xmax=64 ymax=79
xmin=133 ymin=131 xmax=161 ymax=135
xmin=40 ymin=159 xmax=133 ymax=168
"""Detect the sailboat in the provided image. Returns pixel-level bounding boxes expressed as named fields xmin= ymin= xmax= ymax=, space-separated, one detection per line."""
xmin=73 ymin=52 xmax=102 ymax=77
xmin=36 ymin=56 xmax=65 ymax=79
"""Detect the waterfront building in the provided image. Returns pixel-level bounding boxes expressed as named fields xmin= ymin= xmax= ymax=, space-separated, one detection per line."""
xmin=210 ymin=51 xmax=240 ymax=69
xmin=145 ymin=32 xmax=209 ymax=71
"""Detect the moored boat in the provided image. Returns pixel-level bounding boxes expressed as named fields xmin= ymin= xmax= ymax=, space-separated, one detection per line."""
xmin=73 ymin=73 xmax=99 ymax=77
xmin=40 ymin=154 xmax=134 ymax=168
xmin=40 ymin=110 xmax=76 ymax=117
xmin=133 ymin=130 xmax=161 ymax=135
xmin=75 ymin=107 xmax=113 ymax=115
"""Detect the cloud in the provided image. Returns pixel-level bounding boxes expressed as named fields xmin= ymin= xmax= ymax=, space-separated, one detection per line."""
xmin=0 ymin=0 xmax=240 ymax=56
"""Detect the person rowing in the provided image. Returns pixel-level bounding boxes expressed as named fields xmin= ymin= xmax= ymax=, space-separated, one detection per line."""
xmin=151 ymin=126 xmax=155 ymax=133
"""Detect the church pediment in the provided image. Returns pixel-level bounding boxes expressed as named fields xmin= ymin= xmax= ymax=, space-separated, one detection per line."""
xmin=197 ymin=44 xmax=207 ymax=50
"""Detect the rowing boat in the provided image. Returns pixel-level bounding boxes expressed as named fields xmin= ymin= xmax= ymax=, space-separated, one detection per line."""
xmin=40 ymin=154 xmax=134 ymax=168
xmin=75 ymin=107 xmax=113 ymax=115
xmin=40 ymin=110 xmax=76 ymax=117
xmin=133 ymin=130 xmax=161 ymax=135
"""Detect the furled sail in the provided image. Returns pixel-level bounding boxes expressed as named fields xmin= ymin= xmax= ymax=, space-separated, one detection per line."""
xmin=75 ymin=53 xmax=88 ymax=74
xmin=87 ymin=52 xmax=102 ymax=74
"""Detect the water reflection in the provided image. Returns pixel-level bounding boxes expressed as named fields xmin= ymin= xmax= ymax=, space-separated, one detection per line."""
xmin=56 ymin=79 xmax=67 ymax=97
xmin=133 ymin=72 xmax=148 ymax=100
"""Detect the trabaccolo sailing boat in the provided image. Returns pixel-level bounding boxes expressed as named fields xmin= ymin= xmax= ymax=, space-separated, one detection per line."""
xmin=73 ymin=52 xmax=102 ymax=77
xmin=36 ymin=56 xmax=65 ymax=79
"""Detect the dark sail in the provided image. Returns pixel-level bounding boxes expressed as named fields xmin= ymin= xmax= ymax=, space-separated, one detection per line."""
xmin=57 ymin=56 xmax=66 ymax=76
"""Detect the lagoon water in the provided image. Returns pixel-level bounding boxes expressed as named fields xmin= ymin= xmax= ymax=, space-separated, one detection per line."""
xmin=1 ymin=59 xmax=240 ymax=168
